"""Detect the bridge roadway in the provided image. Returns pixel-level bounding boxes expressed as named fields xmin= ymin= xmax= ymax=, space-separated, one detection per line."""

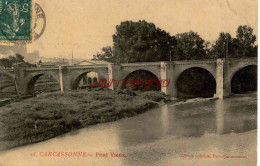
xmin=0 ymin=58 xmax=257 ymax=98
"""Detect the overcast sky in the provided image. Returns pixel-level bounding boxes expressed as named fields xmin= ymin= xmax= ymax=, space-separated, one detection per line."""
xmin=27 ymin=0 xmax=257 ymax=59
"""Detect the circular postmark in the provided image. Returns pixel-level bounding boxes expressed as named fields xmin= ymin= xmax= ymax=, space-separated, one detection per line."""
xmin=0 ymin=1 xmax=46 ymax=42
xmin=32 ymin=3 xmax=46 ymax=41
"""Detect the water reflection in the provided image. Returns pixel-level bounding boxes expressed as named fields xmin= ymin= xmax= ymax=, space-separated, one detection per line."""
xmin=216 ymin=99 xmax=224 ymax=134
xmin=106 ymin=95 xmax=256 ymax=150
xmin=160 ymin=105 xmax=169 ymax=137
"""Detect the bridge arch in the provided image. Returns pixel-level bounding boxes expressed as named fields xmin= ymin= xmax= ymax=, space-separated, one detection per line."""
xmin=230 ymin=65 xmax=257 ymax=93
xmin=71 ymin=71 xmax=107 ymax=90
xmin=176 ymin=67 xmax=216 ymax=98
xmin=0 ymin=71 xmax=14 ymax=82
xmin=0 ymin=71 xmax=16 ymax=97
xmin=228 ymin=62 xmax=257 ymax=87
xmin=173 ymin=62 xmax=216 ymax=81
xmin=26 ymin=73 xmax=60 ymax=95
xmin=121 ymin=69 xmax=161 ymax=91
xmin=120 ymin=65 xmax=161 ymax=81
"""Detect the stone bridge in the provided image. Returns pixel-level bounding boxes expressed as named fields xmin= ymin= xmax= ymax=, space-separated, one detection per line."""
xmin=0 ymin=58 xmax=257 ymax=98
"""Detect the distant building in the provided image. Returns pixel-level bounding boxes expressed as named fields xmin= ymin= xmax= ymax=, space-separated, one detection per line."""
xmin=76 ymin=59 xmax=112 ymax=66
xmin=26 ymin=51 xmax=40 ymax=63
xmin=36 ymin=61 xmax=69 ymax=68
xmin=0 ymin=45 xmax=27 ymax=56
xmin=0 ymin=45 xmax=40 ymax=63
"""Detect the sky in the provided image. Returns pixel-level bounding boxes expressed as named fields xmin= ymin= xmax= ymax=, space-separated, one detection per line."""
xmin=26 ymin=0 xmax=258 ymax=60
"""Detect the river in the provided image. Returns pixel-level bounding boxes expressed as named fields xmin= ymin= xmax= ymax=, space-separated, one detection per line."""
xmin=0 ymin=93 xmax=257 ymax=166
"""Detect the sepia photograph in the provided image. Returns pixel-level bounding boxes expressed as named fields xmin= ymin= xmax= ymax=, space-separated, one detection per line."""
xmin=0 ymin=0 xmax=257 ymax=165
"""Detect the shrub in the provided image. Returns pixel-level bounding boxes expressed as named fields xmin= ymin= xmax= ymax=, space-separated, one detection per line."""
xmin=139 ymin=91 xmax=166 ymax=102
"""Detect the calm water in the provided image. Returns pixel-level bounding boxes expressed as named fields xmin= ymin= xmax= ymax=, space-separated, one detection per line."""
xmin=100 ymin=94 xmax=257 ymax=146
xmin=0 ymin=93 xmax=257 ymax=166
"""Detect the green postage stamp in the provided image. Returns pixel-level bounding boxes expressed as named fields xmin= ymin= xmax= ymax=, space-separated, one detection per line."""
xmin=0 ymin=0 xmax=31 ymax=41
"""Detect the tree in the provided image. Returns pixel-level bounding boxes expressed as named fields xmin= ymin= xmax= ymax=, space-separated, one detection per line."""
xmin=112 ymin=20 xmax=176 ymax=63
xmin=204 ymin=41 xmax=211 ymax=54
xmin=92 ymin=46 xmax=114 ymax=62
xmin=8 ymin=53 xmax=25 ymax=64
xmin=0 ymin=53 xmax=25 ymax=68
xmin=235 ymin=25 xmax=257 ymax=57
xmin=211 ymin=32 xmax=234 ymax=58
xmin=212 ymin=25 xmax=257 ymax=58
xmin=252 ymin=45 xmax=258 ymax=57
xmin=8 ymin=55 xmax=16 ymax=63
xmin=15 ymin=53 xmax=25 ymax=62
xmin=173 ymin=31 xmax=207 ymax=60
xmin=0 ymin=58 xmax=13 ymax=68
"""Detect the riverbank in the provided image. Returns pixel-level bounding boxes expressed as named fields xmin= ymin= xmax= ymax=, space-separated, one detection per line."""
xmin=0 ymin=89 xmax=165 ymax=150
xmin=170 ymin=96 xmax=218 ymax=106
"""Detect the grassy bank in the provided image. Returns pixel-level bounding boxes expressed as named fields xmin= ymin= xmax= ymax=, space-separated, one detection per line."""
xmin=0 ymin=89 xmax=163 ymax=149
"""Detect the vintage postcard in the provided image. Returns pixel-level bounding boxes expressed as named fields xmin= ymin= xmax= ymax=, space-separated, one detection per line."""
xmin=0 ymin=0 xmax=257 ymax=165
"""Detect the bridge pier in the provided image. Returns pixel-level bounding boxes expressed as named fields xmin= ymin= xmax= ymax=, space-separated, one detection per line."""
xmin=59 ymin=67 xmax=71 ymax=92
xmin=160 ymin=62 xmax=168 ymax=95
xmin=160 ymin=62 xmax=177 ymax=97
xmin=59 ymin=66 xmax=64 ymax=92
xmin=108 ymin=64 xmax=121 ymax=90
xmin=215 ymin=59 xmax=233 ymax=98
xmin=215 ymin=59 xmax=224 ymax=98
xmin=223 ymin=61 xmax=232 ymax=97
xmin=14 ymin=69 xmax=30 ymax=95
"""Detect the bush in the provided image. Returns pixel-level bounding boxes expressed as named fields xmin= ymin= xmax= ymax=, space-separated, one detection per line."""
xmin=139 ymin=91 xmax=166 ymax=102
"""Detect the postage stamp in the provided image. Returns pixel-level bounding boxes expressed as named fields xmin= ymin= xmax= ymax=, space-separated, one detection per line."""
xmin=0 ymin=0 xmax=32 ymax=41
